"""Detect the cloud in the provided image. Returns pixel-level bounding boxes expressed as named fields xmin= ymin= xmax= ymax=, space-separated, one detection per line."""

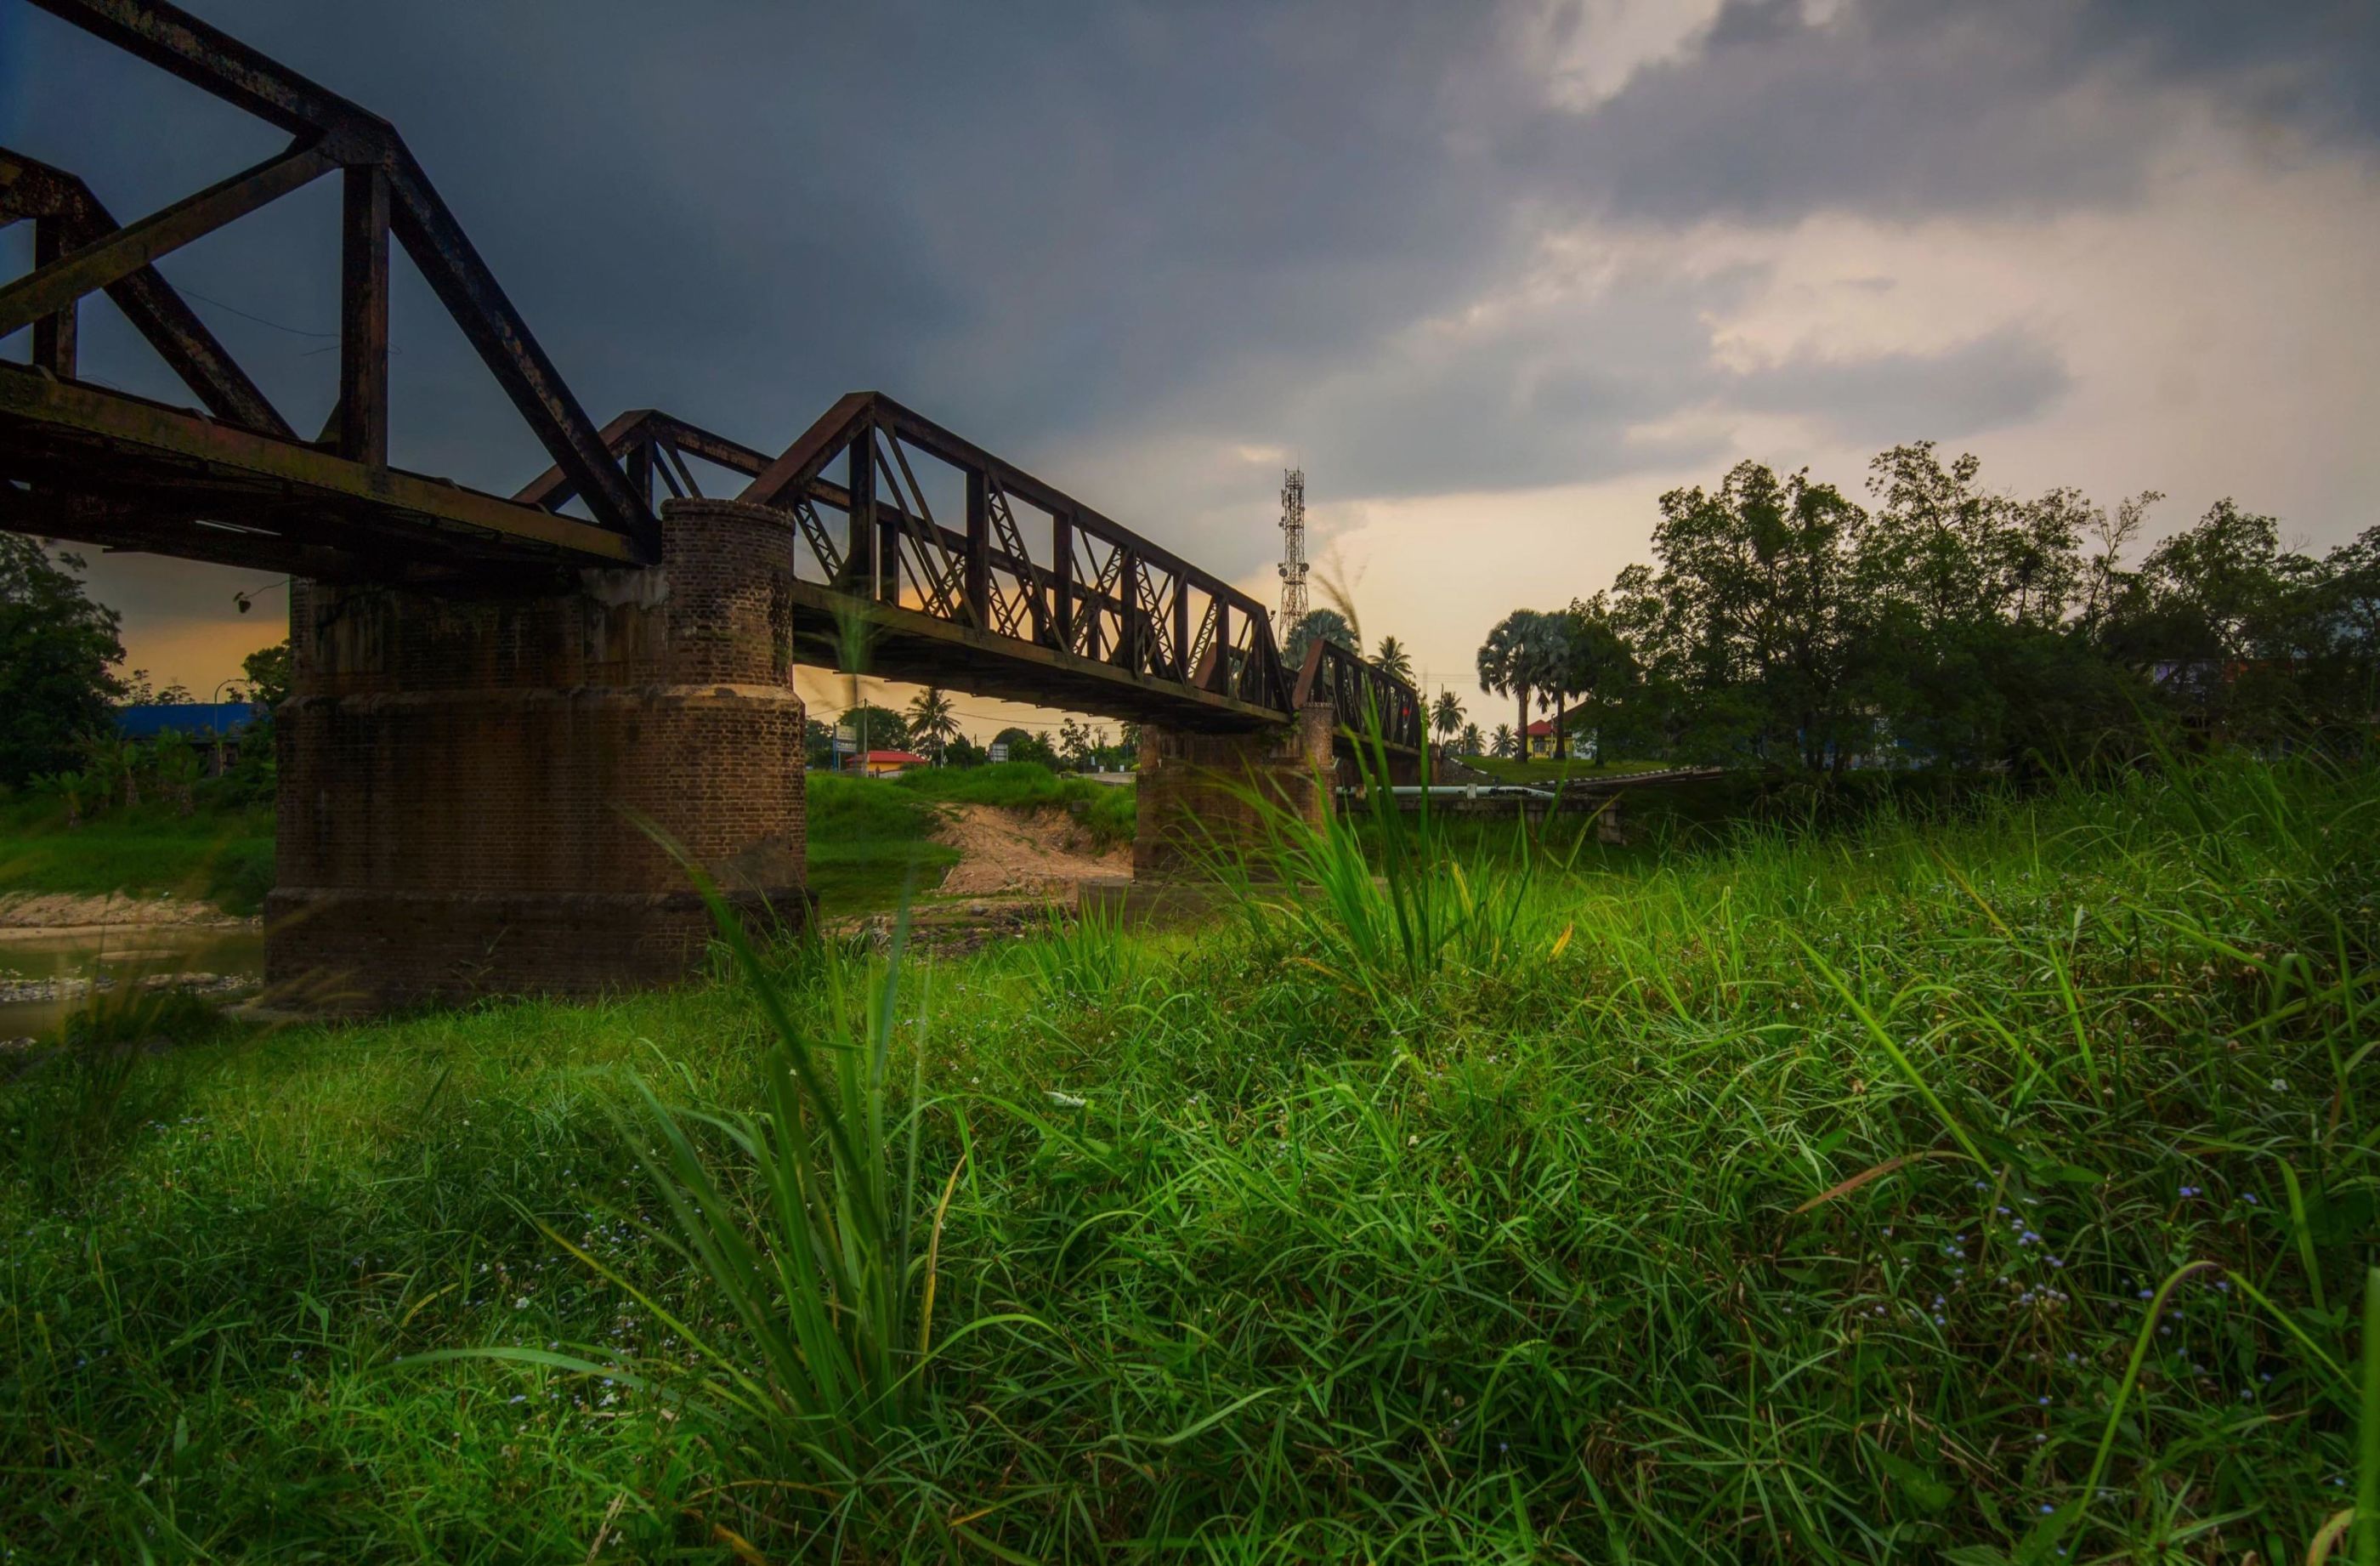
xmin=3 ymin=0 xmax=2375 ymax=696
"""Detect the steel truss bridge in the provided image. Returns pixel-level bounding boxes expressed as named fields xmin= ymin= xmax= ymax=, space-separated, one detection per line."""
xmin=0 ymin=0 xmax=1420 ymax=747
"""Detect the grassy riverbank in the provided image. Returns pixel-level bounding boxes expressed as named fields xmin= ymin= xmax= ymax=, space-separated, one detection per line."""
xmin=808 ymin=763 xmax=1135 ymax=911
xmin=0 ymin=763 xmax=1127 ymax=922
xmin=2 ymin=752 xmax=2374 ymax=1560
xmin=0 ymin=793 xmax=275 ymax=916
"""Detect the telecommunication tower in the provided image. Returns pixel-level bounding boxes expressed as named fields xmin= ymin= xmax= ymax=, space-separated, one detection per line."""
xmin=1277 ymin=467 xmax=1307 ymax=627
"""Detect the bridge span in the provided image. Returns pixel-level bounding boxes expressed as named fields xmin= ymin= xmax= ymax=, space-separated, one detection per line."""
xmin=1 ymin=0 xmax=1430 ymax=1007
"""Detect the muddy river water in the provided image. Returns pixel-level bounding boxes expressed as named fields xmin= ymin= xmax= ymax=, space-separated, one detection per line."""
xmin=0 ymin=922 xmax=266 ymax=1039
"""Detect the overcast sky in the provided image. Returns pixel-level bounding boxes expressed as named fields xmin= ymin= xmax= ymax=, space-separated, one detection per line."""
xmin=5 ymin=0 xmax=2376 ymax=730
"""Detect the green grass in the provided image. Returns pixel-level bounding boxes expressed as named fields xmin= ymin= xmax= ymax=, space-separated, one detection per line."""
xmin=802 ymin=772 xmax=962 ymax=913
xmin=2 ymin=752 xmax=2375 ymax=1560
xmin=1460 ymin=753 xmax=1671 ymax=783
xmin=0 ymin=792 xmax=275 ymax=916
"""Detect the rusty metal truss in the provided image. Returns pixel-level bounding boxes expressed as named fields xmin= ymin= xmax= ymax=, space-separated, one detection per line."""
xmin=0 ymin=0 xmax=653 ymax=581
xmin=735 ymin=391 xmax=1300 ymax=728
xmin=3 ymin=0 xmax=1424 ymax=743
xmin=1293 ymin=637 xmax=1426 ymax=752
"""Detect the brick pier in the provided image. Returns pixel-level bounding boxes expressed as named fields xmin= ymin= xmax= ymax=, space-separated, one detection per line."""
xmin=1130 ymin=700 xmax=1336 ymax=881
xmin=266 ymin=498 xmax=807 ymax=1010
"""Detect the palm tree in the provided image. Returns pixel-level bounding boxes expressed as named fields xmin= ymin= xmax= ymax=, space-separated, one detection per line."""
xmin=1477 ymin=609 xmax=1549 ymax=752
xmin=1431 ymin=689 xmax=1465 ymax=743
xmin=1491 ymin=723 xmax=1516 ymax=759
xmin=1373 ymin=636 xmax=1415 ymax=685
xmin=1459 ymin=723 xmax=1482 ymax=757
xmin=904 ymin=687 xmax=959 ymax=762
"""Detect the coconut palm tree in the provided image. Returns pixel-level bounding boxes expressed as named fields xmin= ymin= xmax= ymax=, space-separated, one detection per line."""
xmin=1431 ymin=689 xmax=1464 ymax=743
xmin=1459 ymin=723 xmax=1482 ymax=757
xmin=1477 ymin=609 xmax=1553 ymax=749
xmin=1373 ymin=636 xmax=1414 ymax=684
xmin=1491 ymin=723 xmax=1516 ymax=758
xmin=904 ymin=687 xmax=959 ymax=762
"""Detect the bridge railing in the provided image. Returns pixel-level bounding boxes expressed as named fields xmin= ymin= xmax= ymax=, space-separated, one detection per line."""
xmin=739 ymin=391 xmax=1295 ymax=712
xmin=1292 ymin=638 xmax=1426 ymax=752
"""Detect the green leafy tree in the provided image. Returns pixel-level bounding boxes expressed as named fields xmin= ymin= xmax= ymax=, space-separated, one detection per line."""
xmin=242 ymin=640 xmax=293 ymax=710
xmin=990 ymin=726 xmax=1057 ymax=769
xmin=1558 ymin=599 xmax=1638 ymax=767
xmin=1372 ymin=636 xmax=1414 ymax=684
xmin=0 ymin=536 xmax=125 ymax=789
xmin=154 ymin=732 xmax=201 ymax=817
xmin=86 ymin=732 xmax=142 ymax=809
xmin=836 ymin=705 xmax=912 ymax=760
xmin=1490 ymin=723 xmax=1516 ymax=758
xmin=1459 ymin=722 xmax=1482 ymax=757
xmin=33 ymin=769 xmax=88 ymax=829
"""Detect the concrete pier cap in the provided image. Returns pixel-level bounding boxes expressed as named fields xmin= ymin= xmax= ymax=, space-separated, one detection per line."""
xmin=264 ymin=496 xmax=809 ymax=1011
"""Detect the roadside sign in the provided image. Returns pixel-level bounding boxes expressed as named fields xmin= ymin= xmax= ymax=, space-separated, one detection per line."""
xmin=989 ymin=741 xmax=1010 ymax=763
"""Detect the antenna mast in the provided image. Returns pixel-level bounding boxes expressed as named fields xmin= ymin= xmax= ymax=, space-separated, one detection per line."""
xmin=1277 ymin=467 xmax=1307 ymax=628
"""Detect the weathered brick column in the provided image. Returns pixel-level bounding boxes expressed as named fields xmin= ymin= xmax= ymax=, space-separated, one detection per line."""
xmin=1131 ymin=701 xmax=1334 ymax=881
xmin=266 ymin=497 xmax=807 ymax=1010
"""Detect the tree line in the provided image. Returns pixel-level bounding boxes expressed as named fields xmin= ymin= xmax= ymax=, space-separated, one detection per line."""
xmin=1468 ymin=442 xmax=2377 ymax=773
xmin=802 ymin=688 xmax=1141 ymax=773
xmin=1 ymin=535 xmax=292 ymax=806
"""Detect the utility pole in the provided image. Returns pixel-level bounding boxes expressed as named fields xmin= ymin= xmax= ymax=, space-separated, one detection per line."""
xmin=1278 ymin=467 xmax=1307 ymax=630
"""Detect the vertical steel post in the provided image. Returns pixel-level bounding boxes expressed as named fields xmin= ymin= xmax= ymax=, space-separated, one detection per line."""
xmin=964 ymin=467 xmax=990 ymax=628
xmin=336 ymin=163 xmax=389 ymax=468
xmin=1052 ymin=510 xmax=1074 ymax=651
xmin=847 ymin=419 xmax=877 ymax=598
xmin=1120 ymin=551 xmax=1142 ymax=672
xmin=1173 ymin=580 xmax=1191 ymax=684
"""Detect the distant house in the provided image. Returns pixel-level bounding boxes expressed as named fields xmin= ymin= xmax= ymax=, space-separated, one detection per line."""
xmin=1522 ymin=717 xmax=1603 ymax=762
xmin=853 ymin=749 xmax=929 ymax=778
xmin=116 ymin=701 xmax=264 ymax=771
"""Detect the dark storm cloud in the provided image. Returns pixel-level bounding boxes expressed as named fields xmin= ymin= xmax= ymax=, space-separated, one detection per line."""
xmin=1513 ymin=0 xmax=2380 ymax=225
xmin=3 ymin=0 xmax=2372 ymax=546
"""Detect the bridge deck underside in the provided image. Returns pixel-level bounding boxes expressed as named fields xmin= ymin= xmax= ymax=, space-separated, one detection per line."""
xmin=0 ymin=366 xmax=639 ymax=584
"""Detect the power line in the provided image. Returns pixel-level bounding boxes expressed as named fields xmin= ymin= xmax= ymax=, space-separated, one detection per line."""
xmin=179 ymin=287 xmax=336 ymax=338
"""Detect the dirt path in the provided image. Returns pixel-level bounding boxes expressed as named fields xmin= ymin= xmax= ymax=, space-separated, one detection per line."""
xmin=931 ymin=805 xmax=1130 ymax=899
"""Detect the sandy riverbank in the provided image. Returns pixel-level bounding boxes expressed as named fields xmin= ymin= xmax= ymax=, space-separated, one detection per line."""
xmin=0 ymin=891 xmax=256 ymax=939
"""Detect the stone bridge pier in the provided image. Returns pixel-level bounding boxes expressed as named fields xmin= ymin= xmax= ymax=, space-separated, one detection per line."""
xmin=266 ymin=498 xmax=808 ymax=1011
xmin=1129 ymin=700 xmax=1337 ymax=882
